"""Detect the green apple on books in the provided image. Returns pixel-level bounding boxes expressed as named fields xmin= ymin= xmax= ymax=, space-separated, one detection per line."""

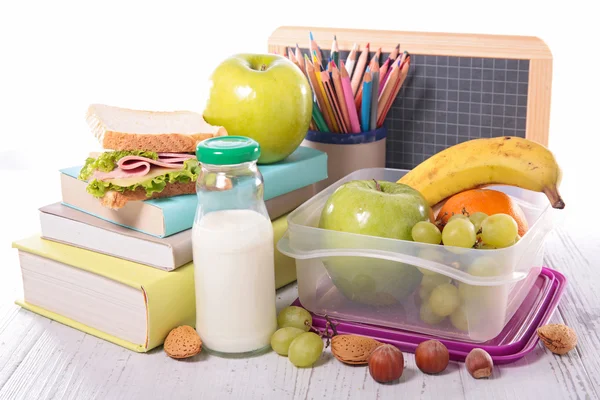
xmin=202 ymin=53 xmax=313 ymax=164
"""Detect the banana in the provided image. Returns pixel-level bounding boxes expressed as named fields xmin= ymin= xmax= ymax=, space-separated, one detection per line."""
xmin=397 ymin=136 xmax=565 ymax=209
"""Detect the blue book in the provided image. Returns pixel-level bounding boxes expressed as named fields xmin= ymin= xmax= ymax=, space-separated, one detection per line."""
xmin=59 ymin=146 xmax=327 ymax=238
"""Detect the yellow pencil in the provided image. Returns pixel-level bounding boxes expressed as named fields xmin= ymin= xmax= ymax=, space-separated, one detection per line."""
xmin=314 ymin=62 xmax=340 ymax=132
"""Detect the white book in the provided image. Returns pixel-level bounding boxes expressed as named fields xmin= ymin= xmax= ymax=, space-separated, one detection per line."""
xmin=39 ymin=203 xmax=191 ymax=271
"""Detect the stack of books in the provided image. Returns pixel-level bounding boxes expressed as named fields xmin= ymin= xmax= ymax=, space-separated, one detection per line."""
xmin=11 ymin=104 xmax=328 ymax=353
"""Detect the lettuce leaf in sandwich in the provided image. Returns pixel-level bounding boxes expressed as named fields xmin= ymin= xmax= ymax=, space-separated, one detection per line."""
xmin=78 ymin=150 xmax=199 ymax=198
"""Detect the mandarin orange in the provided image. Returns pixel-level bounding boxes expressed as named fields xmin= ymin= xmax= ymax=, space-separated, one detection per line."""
xmin=436 ymin=189 xmax=529 ymax=236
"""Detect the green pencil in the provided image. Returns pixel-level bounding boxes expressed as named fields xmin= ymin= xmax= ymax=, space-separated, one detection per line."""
xmin=332 ymin=35 xmax=340 ymax=67
xmin=312 ymin=101 xmax=329 ymax=132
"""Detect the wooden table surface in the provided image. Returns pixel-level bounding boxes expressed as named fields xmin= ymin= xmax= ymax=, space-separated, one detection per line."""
xmin=1 ymin=166 xmax=599 ymax=400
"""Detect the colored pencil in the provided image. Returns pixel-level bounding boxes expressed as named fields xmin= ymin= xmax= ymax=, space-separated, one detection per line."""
xmin=377 ymin=58 xmax=402 ymax=121
xmin=304 ymin=54 xmax=334 ymax=131
xmin=378 ymin=58 xmax=392 ymax=94
xmin=390 ymin=44 xmax=400 ymax=62
xmin=314 ymin=62 xmax=339 ymax=132
xmin=369 ymin=65 xmax=380 ymax=131
xmin=360 ymin=69 xmax=372 ymax=132
xmin=351 ymin=43 xmax=370 ymax=95
xmin=373 ymin=47 xmax=382 ymax=66
xmin=330 ymin=62 xmax=351 ymax=134
xmin=309 ymin=31 xmax=322 ymax=67
xmin=288 ymin=48 xmax=296 ymax=62
xmin=398 ymin=51 xmax=409 ymax=69
xmin=377 ymin=56 xmax=411 ymax=127
xmin=312 ymin=100 xmax=329 ymax=132
xmin=345 ymin=43 xmax=358 ymax=78
xmin=322 ymin=70 xmax=347 ymax=133
xmin=340 ymin=61 xmax=361 ymax=133
xmin=354 ymin=53 xmax=379 ymax=112
xmin=295 ymin=43 xmax=305 ymax=74
xmin=331 ymin=35 xmax=340 ymax=67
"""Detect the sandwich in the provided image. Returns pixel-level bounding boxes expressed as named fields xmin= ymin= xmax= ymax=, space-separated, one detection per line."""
xmin=78 ymin=104 xmax=227 ymax=209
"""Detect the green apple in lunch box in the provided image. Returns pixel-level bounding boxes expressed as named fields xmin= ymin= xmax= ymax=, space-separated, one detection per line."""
xmin=202 ymin=53 xmax=312 ymax=164
xmin=318 ymin=179 xmax=432 ymax=306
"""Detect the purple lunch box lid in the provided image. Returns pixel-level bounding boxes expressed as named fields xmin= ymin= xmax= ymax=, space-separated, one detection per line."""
xmin=292 ymin=267 xmax=567 ymax=364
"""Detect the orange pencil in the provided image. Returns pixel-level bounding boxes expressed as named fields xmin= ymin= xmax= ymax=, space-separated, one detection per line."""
xmin=355 ymin=53 xmax=380 ymax=111
xmin=304 ymin=55 xmax=334 ymax=131
xmin=321 ymin=70 xmax=347 ymax=133
xmin=350 ymin=43 xmax=370 ymax=95
xmin=377 ymin=56 xmax=411 ymax=127
xmin=377 ymin=58 xmax=402 ymax=122
xmin=330 ymin=62 xmax=351 ymax=134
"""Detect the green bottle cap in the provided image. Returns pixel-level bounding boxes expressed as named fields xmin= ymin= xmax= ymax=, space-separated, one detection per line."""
xmin=196 ymin=136 xmax=261 ymax=165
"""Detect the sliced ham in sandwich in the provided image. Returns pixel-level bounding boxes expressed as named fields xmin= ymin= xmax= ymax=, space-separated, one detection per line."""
xmin=78 ymin=104 xmax=227 ymax=209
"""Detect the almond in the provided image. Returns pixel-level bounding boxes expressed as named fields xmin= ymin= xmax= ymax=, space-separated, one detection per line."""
xmin=537 ymin=324 xmax=577 ymax=355
xmin=331 ymin=334 xmax=384 ymax=365
xmin=164 ymin=325 xmax=202 ymax=359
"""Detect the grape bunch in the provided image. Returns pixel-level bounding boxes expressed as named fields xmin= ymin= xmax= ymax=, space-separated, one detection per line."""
xmin=411 ymin=212 xmax=521 ymax=250
xmin=410 ymin=211 xmax=521 ymax=331
xmin=270 ymin=306 xmax=324 ymax=368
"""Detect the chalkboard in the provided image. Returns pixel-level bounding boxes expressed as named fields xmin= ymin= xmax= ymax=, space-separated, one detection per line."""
xmin=268 ymin=26 xmax=552 ymax=169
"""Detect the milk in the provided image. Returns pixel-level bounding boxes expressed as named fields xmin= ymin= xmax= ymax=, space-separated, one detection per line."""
xmin=192 ymin=209 xmax=277 ymax=354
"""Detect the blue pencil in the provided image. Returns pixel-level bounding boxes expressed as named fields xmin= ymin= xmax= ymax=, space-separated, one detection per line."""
xmin=361 ymin=68 xmax=373 ymax=132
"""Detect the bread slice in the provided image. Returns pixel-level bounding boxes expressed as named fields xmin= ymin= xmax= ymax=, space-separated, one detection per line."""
xmin=100 ymin=181 xmax=196 ymax=210
xmin=86 ymin=104 xmax=227 ymax=153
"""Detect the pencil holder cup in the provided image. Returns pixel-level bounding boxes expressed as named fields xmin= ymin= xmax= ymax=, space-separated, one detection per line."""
xmin=301 ymin=126 xmax=387 ymax=193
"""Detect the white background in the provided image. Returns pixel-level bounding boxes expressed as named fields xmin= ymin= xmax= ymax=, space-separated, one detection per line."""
xmin=0 ymin=0 xmax=597 ymax=243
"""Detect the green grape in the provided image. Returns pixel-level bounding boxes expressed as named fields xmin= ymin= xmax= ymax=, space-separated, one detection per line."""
xmin=277 ymin=306 xmax=312 ymax=332
xmin=411 ymin=221 xmax=442 ymax=244
xmin=417 ymin=248 xmax=445 ymax=276
xmin=419 ymin=301 xmax=446 ymax=325
xmin=442 ymin=218 xmax=476 ymax=248
xmin=458 ymin=282 xmax=477 ymax=301
xmin=450 ymin=304 xmax=469 ymax=331
xmin=480 ymin=213 xmax=518 ymax=248
xmin=288 ymin=332 xmax=324 ymax=367
xmin=421 ymin=273 xmax=452 ymax=290
xmin=469 ymin=212 xmax=488 ymax=232
xmin=514 ymin=234 xmax=522 ymax=244
xmin=428 ymin=283 xmax=460 ymax=317
xmin=468 ymin=256 xmax=503 ymax=277
xmin=419 ymin=285 xmax=433 ymax=300
xmin=270 ymin=327 xmax=305 ymax=356
xmin=448 ymin=214 xmax=469 ymax=222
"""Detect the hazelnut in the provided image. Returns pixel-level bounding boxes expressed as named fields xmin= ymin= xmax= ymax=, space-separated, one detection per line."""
xmin=465 ymin=348 xmax=493 ymax=379
xmin=367 ymin=344 xmax=404 ymax=383
xmin=415 ymin=339 xmax=449 ymax=374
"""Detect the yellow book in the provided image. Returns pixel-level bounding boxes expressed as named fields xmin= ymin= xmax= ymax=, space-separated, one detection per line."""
xmin=12 ymin=234 xmax=195 ymax=353
xmin=11 ymin=213 xmax=297 ymax=353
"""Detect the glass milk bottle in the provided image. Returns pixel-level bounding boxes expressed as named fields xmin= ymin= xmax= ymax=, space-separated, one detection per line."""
xmin=192 ymin=136 xmax=277 ymax=356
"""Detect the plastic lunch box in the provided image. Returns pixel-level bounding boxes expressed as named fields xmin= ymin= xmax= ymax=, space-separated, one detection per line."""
xmin=277 ymin=168 xmax=554 ymax=342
